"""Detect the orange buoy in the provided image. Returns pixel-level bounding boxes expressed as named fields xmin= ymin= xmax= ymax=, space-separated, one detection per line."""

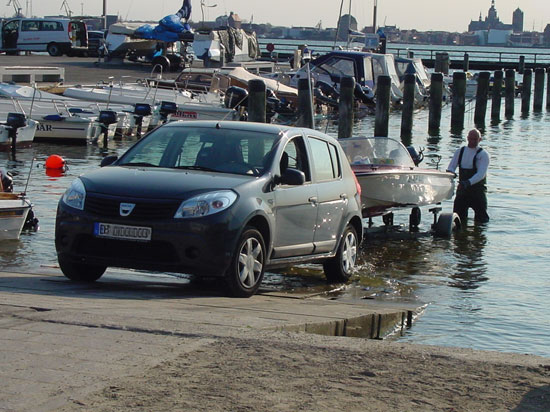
xmin=45 ymin=155 xmax=66 ymax=170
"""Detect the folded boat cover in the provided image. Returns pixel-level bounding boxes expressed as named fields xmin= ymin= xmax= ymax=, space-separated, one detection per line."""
xmin=132 ymin=14 xmax=193 ymax=43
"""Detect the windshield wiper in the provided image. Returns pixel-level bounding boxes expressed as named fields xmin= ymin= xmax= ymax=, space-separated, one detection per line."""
xmin=121 ymin=162 xmax=159 ymax=167
xmin=174 ymin=165 xmax=217 ymax=172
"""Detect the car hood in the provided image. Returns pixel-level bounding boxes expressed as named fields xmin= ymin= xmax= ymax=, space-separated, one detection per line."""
xmin=80 ymin=166 xmax=254 ymax=199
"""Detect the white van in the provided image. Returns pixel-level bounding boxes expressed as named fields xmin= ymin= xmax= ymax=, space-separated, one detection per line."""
xmin=0 ymin=17 xmax=88 ymax=56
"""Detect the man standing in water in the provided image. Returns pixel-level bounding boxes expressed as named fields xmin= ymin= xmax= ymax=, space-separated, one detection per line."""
xmin=447 ymin=128 xmax=490 ymax=223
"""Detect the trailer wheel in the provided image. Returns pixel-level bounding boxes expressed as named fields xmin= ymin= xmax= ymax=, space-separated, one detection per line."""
xmin=434 ymin=212 xmax=461 ymax=237
xmin=152 ymin=55 xmax=170 ymax=73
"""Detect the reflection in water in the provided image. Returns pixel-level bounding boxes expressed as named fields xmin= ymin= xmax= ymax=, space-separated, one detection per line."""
xmin=450 ymin=225 xmax=488 ymax=290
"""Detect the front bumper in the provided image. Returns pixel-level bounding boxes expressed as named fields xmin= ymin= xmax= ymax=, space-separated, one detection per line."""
xmin=55 ymin=202 xmax=240 ymax=277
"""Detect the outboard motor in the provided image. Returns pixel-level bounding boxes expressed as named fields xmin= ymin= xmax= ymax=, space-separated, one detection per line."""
xmin=313 ymin=87 xmax=338 ymax=108
xmin=97 ymin=110 xmax=118 ymax=146
xmin=133 ymin=103 xmax=152 ymax=138
xmin=224 ymin=86 xmax=248 ymax=109
xmin=158 ymin=101 xmax=178 ymax=123
xmin=6 ymin=113 xmax=26 ymax=156
xmin=354 ymin=83 xmax=375 ymax=105
xmin=407 ymin=146 xmax=424 ymax=166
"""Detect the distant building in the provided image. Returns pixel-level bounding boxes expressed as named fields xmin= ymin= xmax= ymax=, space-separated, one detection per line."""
xmin=512 ymin=8 xmax=523 ymax=33
xmin=336 ymin=14 xmax=357 ymax=41
xmin=468 ymin=0 xmax=512 ymax=31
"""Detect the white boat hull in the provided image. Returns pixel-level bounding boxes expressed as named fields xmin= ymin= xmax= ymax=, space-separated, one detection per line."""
xmin=355 ymin=169 xmax=455 ymax=217
xmin=0 ymin=196 xmax=31 ymax=240
xmin=0 ymin=120 xmax=38 ymax=151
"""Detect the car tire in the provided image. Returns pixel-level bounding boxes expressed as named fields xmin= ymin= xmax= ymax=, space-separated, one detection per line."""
xmin=47 ymin=43 xmax=61 ymax=57
xmin=323 ymin=224 xmax=358 ymax=283
xmin=225 ymin=227 xmax=265 ymax=297
xmin=58 ymin=256 xmax=106 ymax=282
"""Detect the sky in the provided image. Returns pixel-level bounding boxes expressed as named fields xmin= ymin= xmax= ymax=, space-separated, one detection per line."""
xmin=2 ymin=1 xmax=550 ymax=33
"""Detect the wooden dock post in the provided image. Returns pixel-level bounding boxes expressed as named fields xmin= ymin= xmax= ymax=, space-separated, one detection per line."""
xmin=375 ymin=75 xmax=391 ymax=137
xmin=491 ymin=70 xmax=503 ymax=122
xmin=338 ymin=76 xmax=355 ymax=139
xmin=463 ymin=53 xmax=470 ymax=72
xmin=247 ymin=79 xmax=266 ymax=123
xmin=451 ymin=71 xmax=466 ymax=132
xmin=407 ymin=49 xmax=414 ymax=58
xmin=505 ymin=69 xmax=515 ymax=118
xmin=434 ymin=52 xmax=449 ymax=75
xmin=428 ymin=72 xmax=443 ymax=133
xmin=296 ymin=78 xmax=314 ymax=128
xmin=533 ymin=68 xmax=545 ymax=112
xmin=518 ymin=56 xmax=525 ymax=74
xmin=474 ymin=71 xmax=490 ymax=127
xmin=521 ymin=69 xmax=532 ymax=114
xmin=400 ymin=74 xmax=415 ymax=139
xmin=547 ymin=67 xmax=550 ymax=111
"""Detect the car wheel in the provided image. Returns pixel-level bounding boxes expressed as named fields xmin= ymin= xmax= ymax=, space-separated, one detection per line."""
xmin=323 ymin=225 xmax=358 ymax=283
xmin=58 ymin=256 xmax=106 ymax=282
xmin=225 ymin=227 xmax=265 ymax=297
xmin=47 ymin=43 xmax=61 ymax=57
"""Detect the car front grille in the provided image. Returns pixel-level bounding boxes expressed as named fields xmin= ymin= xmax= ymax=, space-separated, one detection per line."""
xmin=74 ymin=235 xmax=179 ymax=263
xmin=85 ymin=194 xmax=180 ymax=220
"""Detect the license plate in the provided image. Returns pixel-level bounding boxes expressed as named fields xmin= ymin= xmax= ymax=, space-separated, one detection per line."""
xmin=94 ymin=222 xmax=152 ymax=241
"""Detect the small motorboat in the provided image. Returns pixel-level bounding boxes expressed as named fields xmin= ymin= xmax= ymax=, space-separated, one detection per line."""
xmin=339 ymin=136 xmax=456 ymax=221
xmin=0 ymin=192 xmax=32 ymax=240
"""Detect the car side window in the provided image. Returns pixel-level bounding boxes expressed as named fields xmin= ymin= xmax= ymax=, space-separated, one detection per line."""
xmin=21 ymin=21 xmax=39 ymax=31
xmin=307 ymin=136 xmax=341 ymax=181
xmin=283 ymin=136 xmax=311 ymax=182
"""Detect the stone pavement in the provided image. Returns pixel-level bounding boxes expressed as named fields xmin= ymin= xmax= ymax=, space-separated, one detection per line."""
xmin=0 ymin=270 xmax=420 ymax=412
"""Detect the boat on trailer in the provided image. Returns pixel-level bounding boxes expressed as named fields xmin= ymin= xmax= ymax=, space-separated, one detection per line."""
xmin=338 ymin=136 xmax=458 ymax=234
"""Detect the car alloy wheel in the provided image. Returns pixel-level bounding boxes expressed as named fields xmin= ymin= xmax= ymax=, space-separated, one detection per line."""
xmin=225 ymin=227 xmax=265 ymax=297
xmin=323 ymin=225 xmax=358 ymax=283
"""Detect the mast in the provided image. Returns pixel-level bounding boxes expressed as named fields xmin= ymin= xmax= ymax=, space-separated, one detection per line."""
xmin=373 ymin=0 xmax=378 ymax=34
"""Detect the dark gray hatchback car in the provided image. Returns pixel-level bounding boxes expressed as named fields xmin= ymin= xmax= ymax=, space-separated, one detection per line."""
xmin=55 ymin=121 xmax=363 ymax=297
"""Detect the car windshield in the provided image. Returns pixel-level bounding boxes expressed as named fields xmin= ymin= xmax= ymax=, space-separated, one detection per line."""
xmin=117 ymin=125 xmax=280 ymax=176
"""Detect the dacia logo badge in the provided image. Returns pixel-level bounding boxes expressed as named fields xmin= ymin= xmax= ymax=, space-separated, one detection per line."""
xmin=119 ymin=203 xmax=135 ymax=217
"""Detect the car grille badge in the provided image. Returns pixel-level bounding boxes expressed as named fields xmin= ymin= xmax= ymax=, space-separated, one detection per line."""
xmin=119 ymin=202 xmax=135 ymax=217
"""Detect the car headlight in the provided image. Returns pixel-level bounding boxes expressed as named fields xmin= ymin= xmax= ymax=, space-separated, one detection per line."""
xmin=62 ymin=178 xmax=86 ymax=210
xmin=174 ymin=190 xmax=237 ymax=218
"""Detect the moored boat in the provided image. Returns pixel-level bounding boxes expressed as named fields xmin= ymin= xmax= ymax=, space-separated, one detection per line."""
xmin=0 ymin=192 xmax=32 ymax=240
xmin=339 ymin=136 xmax=455 ymax=218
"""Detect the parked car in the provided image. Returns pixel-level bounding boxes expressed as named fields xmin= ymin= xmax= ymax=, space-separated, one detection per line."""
xmin=55 ymin=121 xmax=363 ymax=297
xmin=0 ymin=17 xmax=88 ymax=56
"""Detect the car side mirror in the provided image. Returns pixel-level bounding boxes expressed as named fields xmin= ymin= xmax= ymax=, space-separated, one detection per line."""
xmin=279 ymin=168 xmax=305 ymax=186
xmin=100 ymin=155 xmax=118 ymax=167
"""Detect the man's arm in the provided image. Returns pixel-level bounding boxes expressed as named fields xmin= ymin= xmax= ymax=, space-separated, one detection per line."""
xmin=446 ymin=149 xmax=460 ymax=173
xmin=468 ymin=150 xmax=489 ymax=186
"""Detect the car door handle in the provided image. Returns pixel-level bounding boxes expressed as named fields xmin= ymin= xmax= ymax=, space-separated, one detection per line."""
xmin=308 ymin=196 xmax=318 ymax=204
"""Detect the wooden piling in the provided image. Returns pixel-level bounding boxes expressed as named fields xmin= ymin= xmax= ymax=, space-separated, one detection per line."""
xmin=491 ymin=70 xmax=503 ymax=121
xmin=296 ymin=78 xmax=314 ymax=128
xmin=451 ymin=71 xmax=466 ymax=132
xmin=248 ymin=79 xmax=266 ymax=123
xmin=518 ymin=56 xmax=525 ymax=74
xmin=407 ymin=49 xmax=414 ymax=58
xmin=338 ymin=76 xmax=355 ymax=139
xmin=434 ymin=52 xmax=449 ymax=75
xmin=463 ymin=53 xmax=470 ymax=72
xmin=505 ymin=69 xmax=515 ymax=118
xmin=375 ymin=75 xmax=391 ymax=137
xmin=547 ymin=67 xmax=550 ymax=111
xmin=474 ymin=71 xmax=490 ymax=127
xmin=428 ymin=72 xmax=443 ymax=133
xmin=521 ymin=69 xmax=532 ymax=114
xmin=400 ymin=74 xmax=415 ymax=139
xmin=533 ymin=68 xmax=545 ymax=112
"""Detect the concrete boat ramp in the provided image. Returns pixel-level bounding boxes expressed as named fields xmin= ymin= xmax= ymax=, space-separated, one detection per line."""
xmin=0 ymin=270 xmax=422 ymax=411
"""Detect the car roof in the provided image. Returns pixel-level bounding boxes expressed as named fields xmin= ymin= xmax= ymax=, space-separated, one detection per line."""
xmin=163 ymin=120 xmax=331 ymax=139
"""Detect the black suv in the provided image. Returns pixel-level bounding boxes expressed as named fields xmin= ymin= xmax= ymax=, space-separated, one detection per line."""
xmin=55 ymin=121 xmax=363 ymax=297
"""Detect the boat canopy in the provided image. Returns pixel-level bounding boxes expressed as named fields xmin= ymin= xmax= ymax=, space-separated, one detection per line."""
xmin=339 ymin=136 xmax=415 ymax=168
